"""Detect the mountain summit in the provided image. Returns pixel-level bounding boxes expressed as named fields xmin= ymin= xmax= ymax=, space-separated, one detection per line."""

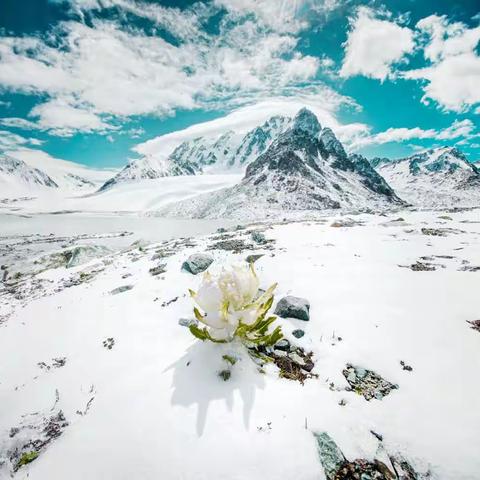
xmin=159 ymin=108 xmax=402 ymax=219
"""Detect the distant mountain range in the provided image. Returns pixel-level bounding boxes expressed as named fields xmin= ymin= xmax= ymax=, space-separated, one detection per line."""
xmin=1 ymin=108 xmax=479 ymax=216
xmin=0 ymin=151 xmax=115 ymax=198
xmin=371 ymin=147 xmax=480 ymax=208
xmin=99 ymin=116 xmax=289 ymax=191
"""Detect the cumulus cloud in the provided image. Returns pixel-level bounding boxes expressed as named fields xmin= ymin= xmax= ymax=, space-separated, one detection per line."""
xmin=403 ymin=15 xmax=480 ymax=112
xmin=0 ymin=0 xmax=331 ymax=135
xmin=340 ymin=7 xmax=415 ymax=80
xmin=29 ymin=99 xmax=116 ymax=137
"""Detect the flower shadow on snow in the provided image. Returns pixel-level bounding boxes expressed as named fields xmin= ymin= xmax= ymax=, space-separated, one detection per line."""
xmin=167 ymin=341 xmax=265 ymax=436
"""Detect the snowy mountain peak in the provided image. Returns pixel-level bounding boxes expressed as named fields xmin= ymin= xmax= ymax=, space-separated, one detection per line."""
xmin=319 ymin=127 xmax=347 ymax=160
xmin=406 ymin=146 xmax=476 ymax=175
xmin=291 ymin=108 xmax=321 ymax=137
xmin=0 ymin=155 xmax=59 ymax=191
xmin=159 ymin=109 xmax=402 ymax=219
xmin=372 ymin=146 xmax=480 ymax=208
xmin=100 ymin=115 xmax=291 ymax=190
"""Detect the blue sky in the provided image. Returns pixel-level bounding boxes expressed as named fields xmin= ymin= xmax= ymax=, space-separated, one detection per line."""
xmin=0 ymin=0 xmax=479 ymax=168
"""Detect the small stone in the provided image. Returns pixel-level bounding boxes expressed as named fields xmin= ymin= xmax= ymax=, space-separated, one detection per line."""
xmin=149 ymin=263 xmax=167 ymax=276
xmin=355 ymin=367 xmax=367 ymax=379
xmin=274 ymin=296 xmax=310 ymax=321
xmin=251 ymin=231 xmax=267 ymax=244
xmin=217 ymin=227 xmax=227 ymax=233
xmin=110 ymin=285 xmax=133 ymax=295
xmin=347 ymin=372 xmax=357 ymax=383
xmin=182 ymin=253 xmax=214 ymax=275
xmin=400 ymin=360 xmax=413 ymax=371
xmin=179 ymin=318 xmax=198 ymax=328
xmin=289 ymin=352 xmax=306 ymax=366
xmin=292 ymin=329 xmax=305 ymax=338
xmin=219 ymin=369 xmax=231 ymax=381
xmin=274 ymin=339 xmax=290 ymax=351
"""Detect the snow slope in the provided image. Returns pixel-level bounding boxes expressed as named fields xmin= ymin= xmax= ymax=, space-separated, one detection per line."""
xmin=1 ymin=209 xmax=479 ymax=479
xmin=373 ymin=147 xmax=480 ymax=208
xmin=0 ymin=150 xmax=117 ymax=198
xmin=0 ymin=174 xmax=242 ymax=214
xmin=0 ymin=155 xmax=59 ymax=197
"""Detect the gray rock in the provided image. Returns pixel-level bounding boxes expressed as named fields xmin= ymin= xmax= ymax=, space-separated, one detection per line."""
xmin=343 ymin=364 xmax=398 ymax=401
xmin=292 ymin=329 xmax=305 ymax=338
xmin=110 ymin=285 xmax=134 ymax=295
xmin=179 ymin=318 xmax=198 ymax=328
xmin=149 ymin=263 xmax=167 ymax=276
xmin=182 ymin=253 xmax=214 ymax=275
xmin=347 ymin=371 xmax=357 ymax=383
xmin=313 ymin=432 xmax=346 ymax=480
xmin=65 ymin=245 xmax=111 ymax=268
xmin=251 ymin=231 xmax=267 ymax=244
xmin=274 ymin=296 xmax=310 ymax=321
xmin=356 ymin=367 xmax=367 ymax=379
xmin=274 ymin=339 xmax=290 ymax=351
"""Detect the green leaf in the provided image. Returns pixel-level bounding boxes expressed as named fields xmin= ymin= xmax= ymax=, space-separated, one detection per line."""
xmin=193 ymin=307 xmax=204 ymax=322
xmin=189 ymin=324 xmax=227 ymax=344
xmin=189 ymin=324 xmax=208 ymax=341
xmin=222 ymin=354 xmax=237 ymax=366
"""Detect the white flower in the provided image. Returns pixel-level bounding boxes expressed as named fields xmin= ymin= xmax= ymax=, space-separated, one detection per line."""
xmin=190 ymin=263 xmax=275 ymax=341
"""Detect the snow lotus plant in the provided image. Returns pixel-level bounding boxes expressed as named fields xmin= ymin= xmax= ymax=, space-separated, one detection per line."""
xmin=188 ymin=263 xmax=283 ymax=346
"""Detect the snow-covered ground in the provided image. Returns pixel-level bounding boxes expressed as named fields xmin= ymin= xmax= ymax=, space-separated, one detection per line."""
xmin=0 ymin=174 xmax=242 ymax=214
xmin=1 ymin=209 xmax=479 ymax=479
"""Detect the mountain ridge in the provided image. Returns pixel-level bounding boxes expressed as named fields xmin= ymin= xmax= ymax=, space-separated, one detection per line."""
xmin=155 ymin=108 xmax=404 ymax=219
xmin=371 ymin=146 xmax=480 ymax=208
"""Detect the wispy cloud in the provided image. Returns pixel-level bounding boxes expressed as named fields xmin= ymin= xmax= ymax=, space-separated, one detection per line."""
xmin=0 ymin=0 xmax=340 ymax=136
xmin=349 ymin=119 xmax=477 ymax=150
xmin=0 ymin=130 xmax=43 ymax=150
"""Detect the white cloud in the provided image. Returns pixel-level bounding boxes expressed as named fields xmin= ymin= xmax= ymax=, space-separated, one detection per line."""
xmin=214 ymin=0 xmax=341 ymax=34
xmin=340 ymin=7 xmax=415 ymax=80
xmin=0 ymin=1 xmax=328 ymax=134
xmin=29 ymin=99 xmax=115 ymax=137
xmin=134 ymin=91 xmax=363 ymax=160
xmin=0 ymin=117 xmax=41 ymax=130
xmin=349 ymin=118 xmax=477 ymax=150
xmin=0 ymin=130 xmax=43 ymax=150
xmin=402 ymin=15 xmax=480 ymax=112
